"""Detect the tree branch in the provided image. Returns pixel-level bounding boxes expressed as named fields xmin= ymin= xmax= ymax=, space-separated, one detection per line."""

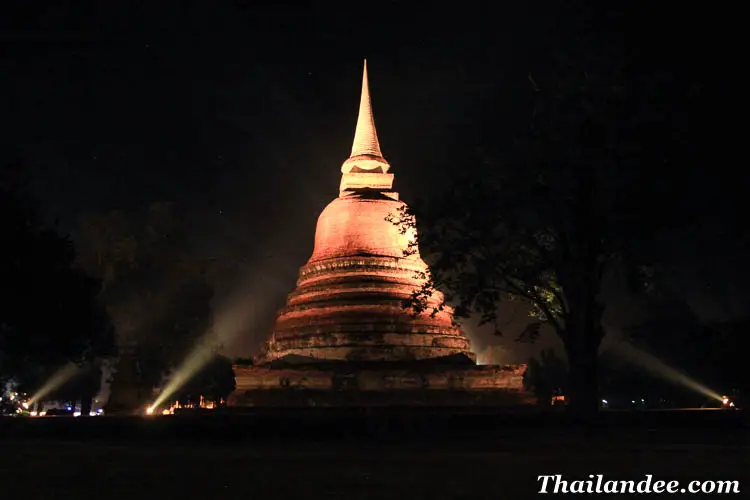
xmin=491 ymin=270 xmax=564 ymax=337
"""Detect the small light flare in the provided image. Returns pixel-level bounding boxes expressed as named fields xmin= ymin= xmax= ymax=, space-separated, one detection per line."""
xmin=21 ymin=402 xmax=29 ymax=409
xmin=721 ymin=396 xmax=737 ymax=409
xmin=145 ymin=406 xmax=155 ymax=415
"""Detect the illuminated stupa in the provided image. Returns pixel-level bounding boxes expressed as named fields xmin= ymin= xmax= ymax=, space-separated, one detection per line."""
xmin=230 ymin=61 xmax=530 ymax=407
xmin=261 ymin=61 xmax=472 ymax=364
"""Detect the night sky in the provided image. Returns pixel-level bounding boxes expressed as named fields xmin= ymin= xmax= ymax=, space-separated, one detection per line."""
xmin=2 ymin=2 xmax=744 ymax=359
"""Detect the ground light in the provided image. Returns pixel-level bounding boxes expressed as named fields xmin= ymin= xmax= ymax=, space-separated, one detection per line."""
xmin=611 ymin=342 xmax=725 ymax=404
xmin=721 ymin=396 xmax=738 ymax=409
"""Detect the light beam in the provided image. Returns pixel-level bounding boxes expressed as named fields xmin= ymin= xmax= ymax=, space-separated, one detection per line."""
xmin=147 ymin=336 xmax=216 ymax=413
xmin=146 ymin=288 xmax=263 ymax=414
xmin=610 ymin=341 xmax=724 ymax=402
xmin=27 ymin=363 xmax=81 ymax=406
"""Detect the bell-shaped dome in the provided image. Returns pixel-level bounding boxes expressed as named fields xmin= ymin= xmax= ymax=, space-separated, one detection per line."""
xmin=309 ymin=191 xmax=419 ymax=263
xmin=260 ymin=188 xmax=473 ymax=364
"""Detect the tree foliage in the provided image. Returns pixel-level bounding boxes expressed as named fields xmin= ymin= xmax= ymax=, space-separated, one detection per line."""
xmin=523 ymin=348 xmax=568 ymax=406
xmin=75 ymin=202 xmax=216 ymax=392
xmin=0 ymin=154 xmax=115 ymax=396
xmin=393 ymin=48 xmax=678 ymax=415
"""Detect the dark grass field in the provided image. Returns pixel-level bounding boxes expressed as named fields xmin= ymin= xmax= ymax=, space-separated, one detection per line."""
xmin=1 ymin=409 xmax=747 ymax=499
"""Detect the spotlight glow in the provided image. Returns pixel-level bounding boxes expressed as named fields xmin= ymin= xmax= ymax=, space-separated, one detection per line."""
xmin=148 ymin=337 xmax=217 ymax=412
xmin=611 ymin=342 xmax=724 ymax=402
xmin=721 ymin=396 xmax=737 ymax=409
xmin=144 ymin=288 xmax=262 ymax=414
xmin=27 ymin=363 xmax=81 ymax=406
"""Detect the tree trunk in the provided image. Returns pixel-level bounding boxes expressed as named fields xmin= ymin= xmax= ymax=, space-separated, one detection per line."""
xmin=561 ymin=280 xmax=604 ymax=419
xmin=564 ymin=337 xmax=600 ymax=419
xmin=559 ymin=281 xmax=604 ymax=419
xmin=80 ymin=395 xmax=93 ymax=416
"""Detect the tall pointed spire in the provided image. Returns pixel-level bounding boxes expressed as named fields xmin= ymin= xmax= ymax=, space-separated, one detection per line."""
xmin=342 ymin=60 xmax=390 ymax=176
xmin=350 ymin=59 xmax=383 ymax=158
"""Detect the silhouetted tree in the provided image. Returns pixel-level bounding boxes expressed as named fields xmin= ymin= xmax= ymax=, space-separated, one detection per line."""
xmin=35 ymin=361 xmax=107 ymax=415
xmin=0 ymin=154 xmax=115 ymax=396
xmin=523 ymin=349 xmax=567 ymax=407
xmin=173 ymin=354 xmax=236 ymax=405
xmin=76 ymin=203 xmax=216 ymax=400
xmin=394 ymin=45 xmax=683 ymax=416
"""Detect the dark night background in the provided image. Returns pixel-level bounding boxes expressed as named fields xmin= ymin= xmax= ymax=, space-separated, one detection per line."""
xmin=1 ymin=1 xmax=745 ymax=360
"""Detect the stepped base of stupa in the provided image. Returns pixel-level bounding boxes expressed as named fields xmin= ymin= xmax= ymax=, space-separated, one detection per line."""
xmin=228 ymin=354 xmax=534 ymax=407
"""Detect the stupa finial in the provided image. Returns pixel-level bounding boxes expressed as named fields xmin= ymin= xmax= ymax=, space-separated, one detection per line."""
xmin=342 ymin=60 xmax=390 ymax=174
xmin=350 ymin=59 xmax=382 ymax=158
